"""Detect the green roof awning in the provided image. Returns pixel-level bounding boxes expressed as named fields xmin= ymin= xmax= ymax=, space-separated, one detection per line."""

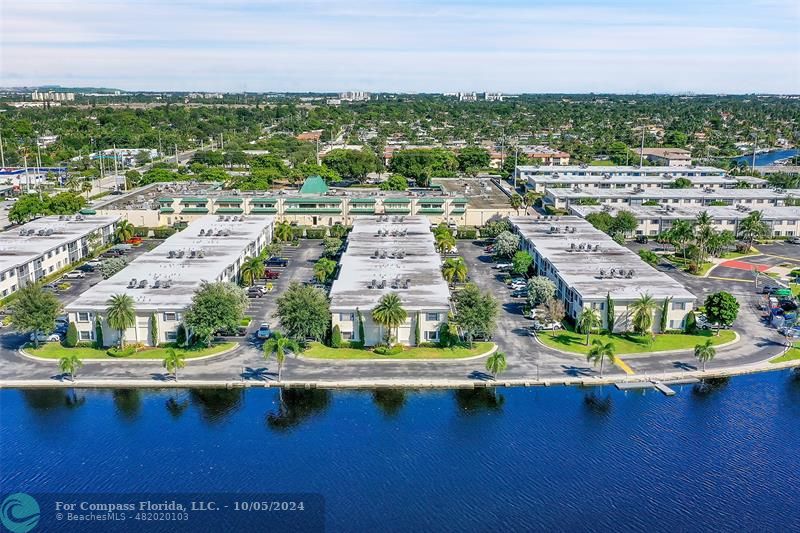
xmin=383 ymin=197 xmax=411 ymax=204
xmin=158 ymin=197 xmax=174 ymax=203
xmin=452 ymin=197 xmax=469 ymax=204
xmin=216 ymin=207 xmax=244 ymax=214
xmin=418 ymin=197 xmax=445 ymax=204
xmin=349 ymin=208 xmax=376 ymax=214
xmin=251 ymin=197 xmax=278 ymax=204
xmin=349 ymin=198 xmax=377 ymax=204
xmin=181 ymin=207 xmax=210 ymax=213
xmin=450 ymin=208 xmax=466 ymax=215
xmin=79 ymin=209 xmax=97 ymax=215
xmin=180 ymin=197 xmax=209 ymax=204
xmin=299 ymin=175 xmax=329 ymax=195
xmin=418 ymin=208 xmax=445 ymax=214
xmin=285 ymin=197 xmax=341 ymax=204
xmin=216 ymin=197 xmax=243 ymax=204
xmin=251 ymin=207 xmax=278 ymax=214
xmin=285 ymin=208 xmax=342 ymax=214
xmin=382 ymin=208 xmax=411 ymax=214
xmin=159 ymin=207 xmax=175 ymax=214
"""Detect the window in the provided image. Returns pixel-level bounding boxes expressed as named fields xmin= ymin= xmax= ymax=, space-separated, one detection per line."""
xmin=165 ymin=331 xmax=177 ymax=341
xmin=672 ymin=301 xmax=686 ymax=311
xmin=80 ymin=331 xmax=93 ymax=341
xmin=77 ymin=312 xmax=91 ymax=322
xmin=339 ymin=313 xmax=354 ymax=322
xmin=425 ymin=312 xmax=440 ymax=322
xmin=424 ymin=330 xmax=439 ymax=341
xmin=342 ymin=331 xmax=353 ymax=340
xmin=163 ymin=312 xmax=177 ymax=321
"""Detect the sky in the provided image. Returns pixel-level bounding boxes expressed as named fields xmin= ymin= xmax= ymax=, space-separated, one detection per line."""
xmin=1 ymin=0 xmax=798 ymax=94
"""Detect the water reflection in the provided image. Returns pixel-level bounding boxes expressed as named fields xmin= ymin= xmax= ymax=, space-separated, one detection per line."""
xmin=266 ymin=389 xmax=331 ymax=432
xmin=583 ymin=390 xmax=613 ymax=417
xmin=692 ymin=377 xmax=731 ymax=397
xmin=20 ymin=389 xmax=86 ymax=411
xmin=454 ymin=388 xmax=504 ymax=415
xmin=372 ymin=389 xmax=407 ymax=418
xmin=190 ymin=389 xmax=244 ymax=424
xmin=165 ymin=393 xmax=190 ymax=419
xmin=112 ymin=389 xmax=142 ymax=421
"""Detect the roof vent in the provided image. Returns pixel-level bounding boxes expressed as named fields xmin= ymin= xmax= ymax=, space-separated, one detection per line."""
xmin=199 ymin=229 xmax=205 ymax=236
xmin=128 ymin=278 xmax=137 ymax=288
xmin=138 ymin=279 xmax=148 ymax=288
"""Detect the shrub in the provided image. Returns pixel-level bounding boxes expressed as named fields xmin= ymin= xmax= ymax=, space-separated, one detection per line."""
xmin=290 ymin=226 xmax=305 ymax=240
xmin=331 ymin=324 xmax=342 ymax=348
xmin=64 ymin=322 xmax=78 ymax=347
xmin=107 ymin=345 xmax=137 ymax=357
xmin=374 ymin=344 xmax=404 ymax=355
xmin=305 ymin=228 xmax=327 ymax=239
xmin=456 ymin=227 xmax=478 ymax=240
xmin=176 ymin=323 xmax=187 ymax=346
xmin=544 ymin=205 xmax=568 ymax=216
xmin=75 ymin=342 xmax=94 ymax=348
xmin=94 ymin=318 xmax=104 ymax=348
xmin=684 ymin=311 xmax=697 ymax=333
xmin=153 ymin=227 xmax=177 ymax=239
xmin=346 ymin=340 xmax=365 ymax=349
xmin=133 ymin=227 xmax=150 ymax=238
xmin=56 ymin=283 xmax=71 ymax=291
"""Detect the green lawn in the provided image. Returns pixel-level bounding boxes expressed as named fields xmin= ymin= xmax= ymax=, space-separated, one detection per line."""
xmin=667 ymin=255 xmax=714 ymax=276
xmin=770 ymin=348 xmax=800 ymax=364
xmin=302 ymin=342 xmax=495 ymax=360
xmin=588 ymin=160 xmax=615 ymax=166
xmin=721 ymin=248 xmax=758 ymax=259
xmin=536 ymin=328 xmax=736 ymax=355
xmin=26 ymin=342 xmax=236 ymax=360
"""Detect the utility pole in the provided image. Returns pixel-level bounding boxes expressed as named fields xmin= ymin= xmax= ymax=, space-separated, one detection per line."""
xmin=752 ymin=134 xmax=758 ymax=168
xmin=113 ymin=144 xmax=121 ymax=191
xmin=639 ymin=124 xmax=645 ymax=167
xmin=22 ymin=150 xmax=30 ymax=193
xmin=513 ymin=145 xmax=519 ymax=190
xmin=0 ymin=128 xmax=5 ymax=167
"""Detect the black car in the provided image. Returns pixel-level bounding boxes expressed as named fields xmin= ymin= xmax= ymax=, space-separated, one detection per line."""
xmin=77 ymin=264 xmax=96 ymax=273
xmin=265 ymin=257 xmax=289 ymax=267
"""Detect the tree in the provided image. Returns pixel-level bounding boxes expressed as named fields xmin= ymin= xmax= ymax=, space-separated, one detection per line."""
xmin=638 ymin=249 xmax=660 ymax=266
xmin=114 ymin=220 xmax=135 ymax=243
xmin=669 ymin=220 xmax=695 ymax=261
xmin=738 ymin=210 xmax=769 ymax=250
xmin=671 ymin=177 xmax=692 ymax=188
xmin=94 ymin=316 xmax=104 ymax=348
xmin=389 ymin=148 xmax=458 ymax=182
xmin=322 ymin=237 xmax=343 ymax=259
xmin=493 ymin=231 xmax=519 ymax=258
xmin=526 ymin=276 xmax=556 ymax=308
xmin=149 ymin=313 xmax=159 ymax=347
xmin=442 ymin=257 xmax=468 ymax=284
xmin=512 ymin=251 xmax=533 ymax=275
xmin=585 ymin=212 xmax=615 ymax=234
xmin=10 ymin=284 xmax=62 ymax=347
xmin=106 ymin=293 xmax=136 ymax=348
xmin=523 ymin=191 xmax=539 ymax=210
xmin=314 ymin=258 xmax=337 ymax=283
xmin=274 ymin=222 xmax=293 ymax=242
xmin=538 ymin=298 xmax=565 ymax=336
xmin=331 ymin=324 xmax=342 ymax=348
xmin=175 ymin=323 xmax=187 ymax=347
xmin=372 ymin=293 xmax=407 ymax=344
xmin=276 ymin=282 xmax=331 ymax=341
xmin=694 ymin=211 xmax=713 ymax=264
xmin=704 ymin=291 xmax=739 ymax=334
xmin=457 ymin=146 xmax=490 ymax=171
xmin=586 ymin=339 xmax=616 ymax=377
xmin=323 ymin=149 xmax=380 ymax=181
xmin=684 ymin=310 xmax=697 ymax=333
xmin=577 ymin=308 xmax=600 ymax=346
xmin=629 ymin=293 xmax=657 ymax=337
xmin=184 ymin=282 xmax=247 ymax=345
xmin=485 ymin=350 xmax=507 ymax=381
xmin=163 ymin=348 xmax=186 ymax=381
xmin=481 ymin=219 xmax=511 ymax=239
xmin=694 ymin=339 xmax=716 ymax=371
xmin=610 ymin=210 xmax=637 ymax=238
xmin=240 ymin=256 xmax=265 ymax=286
xmin=59 ymin=353 xmax=83 ymax=382
xmin=606 ymin=292 xmax=615 ymax=332
xmin=378 ymin=174 xmax=408 ymax=191
xmin=100 ymin=257 xmax=128 ymax=279
xmin=453 ymin=283 xmax=498 ymax=346
xmin=8 ymin=194 xmax=46 ymax=224
xmin=660 ymin=297 xmax=671 ymax=333
xmin=357 ymin=308 xmax=365 ymax=345
xmin=263 ymin=332 xmax=300 ymax=382
xmin=81 ymin=179 xmax=93 ymax=199
xmin=509 ymin=193 xmax=523 ymax=214
xmin=435 ymin=231 xmax=456 ymax=254
xmin=65 ymin=322 xmax=78 ymax=347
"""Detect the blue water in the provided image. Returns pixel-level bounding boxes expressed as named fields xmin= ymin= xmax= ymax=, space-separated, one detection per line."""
xmin=2 ymin=372 xmax=800 ymax=532
xmin=734 ymin=148 xmax=799 ymax=167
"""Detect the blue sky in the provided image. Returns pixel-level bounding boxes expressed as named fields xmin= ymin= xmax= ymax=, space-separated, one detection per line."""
xmin=1 ymin=0 xmax=798 ymax=93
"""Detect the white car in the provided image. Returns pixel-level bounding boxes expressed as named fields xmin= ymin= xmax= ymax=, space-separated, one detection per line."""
xmin=256 ymin=323 xmax=272 ymax=340
xmin=30 ymin=332 xmax=61 ymax=342
xmin=494 ymin=263 xmax=512 ymax=270
xmin=532 ymin=321 xmax=563 ymax=331
xmin=63 ymin=270 xmax=85 ymax=279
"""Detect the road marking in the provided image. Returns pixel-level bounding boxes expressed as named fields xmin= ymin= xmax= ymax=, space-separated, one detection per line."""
xmin=614 ymin=357 xmax=635 ymax=375
xmin=706 ymin=276 xmax=754 ymax=283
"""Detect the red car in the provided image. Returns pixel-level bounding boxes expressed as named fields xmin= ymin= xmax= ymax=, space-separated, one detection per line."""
xmin=263 ymin=269 xmax=280 ymax=280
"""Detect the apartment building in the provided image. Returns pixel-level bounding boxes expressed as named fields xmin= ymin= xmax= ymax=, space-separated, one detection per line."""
xmin=634 ymin=148 xmax=692 ymax=167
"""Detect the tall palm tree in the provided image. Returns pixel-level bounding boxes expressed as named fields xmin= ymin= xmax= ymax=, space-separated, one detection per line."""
xmin=694 ymin=339 xmax=716 ymax=372
xmin=669 ymin=220 xmax=694 ymax=261
xmin=372 ymin=293 xmax=408 ymax=344
xmin=435 ymin=231 xmax=456 ymax=254
xmin=240 ymin=256 xmax=265 ymax=286
xmin=738 ymin=210 xmax=769 ymax=251
xmin=114 ymin=220 xmax=135 ymax=244
xmin=442 ymin=257 xmax=468 ymax=284
xmin=586 ymin=339 xmax=616 ymax=377
xmin=263 ymin=332 xmax=300 ymax=382
xmin=65 ymin=176 xmax=80 ymax=192
xmin=81 ymin=178 xmax=93 ymax=200
xmin=509 ymin=193 xmax=523 ymax=215
xmin=523 ymin=191 xmax=539 ymax=211
xmin=106 ymin=293 xmax=136 ymax=348
xmin=314 ymin=258 xmax=337 ymax=283
xmin=485 ymin=350 xmax=507 ymax=380
xmin=58 ymin=353 xmax=83 ymax=382
xmin=577 ymin=308 xmax=601 ymax=346
xmin=694 ymin=211 xmax=713 ymax=263
xmin=274 ymin=222 xmax=293 ymax=242
xmin=162 ymin=348 xmax=186 ymax=381
xmin=629 ymin=293 xmax=657 ymax=337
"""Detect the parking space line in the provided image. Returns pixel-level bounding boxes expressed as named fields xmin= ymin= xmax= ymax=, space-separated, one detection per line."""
xmin=614 ymin=357 xmax=635 ymax=375
xmin=706 ymin=276 xmax=754 ymax=283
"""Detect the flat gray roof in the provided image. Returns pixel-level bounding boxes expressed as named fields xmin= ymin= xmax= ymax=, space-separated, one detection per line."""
xmin=510 ymin=216 xmax=695 ymax=301
xmin=571 ymin=204 xmax=800 ymax=221
xmin=517 ymin=165 xmax=727 ymax=175
xmin=547 ymin=187 xmax=799 ymax=199
xmin=66 ymin=214 xmax=273 ymax=312
xmin=529 ymin=174 xmax=746 ymax=186
xmin=0 ymin=215 xmax=119 ymax=275
xmin=329 ymin=216 xmax=450 ymax=312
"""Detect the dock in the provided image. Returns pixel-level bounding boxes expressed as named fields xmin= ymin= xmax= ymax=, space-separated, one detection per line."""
xmin=652 ymin=382 xmax=676 ymax=396
xmin=615 ymin=377 xmax=700 ymax=396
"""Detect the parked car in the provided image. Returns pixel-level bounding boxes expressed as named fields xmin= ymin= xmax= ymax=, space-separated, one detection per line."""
xmin=263 ymin=269 xmax=280 ymax=280
xmin=762 ymin=285 xmax=781 ymax=294
xmin=63 ymin=270 xmax=85 ymax=279
xmin=30 ymin=331 xmax=61 ymax=343
xmin=635 ymin=235 xmax=649 ymax=244
xmin=256 ymin=323 xmax=272 ymax=339
xmin=532 ymin=320 xmax=563 ymax=331
xmin=76 ymin=264 xmax=96 ymax=273
xmin=509 ymin=280 xmax=528 ymax=290
xmin=510 ymin=289 xmax=529 ymax=298
xmin=42 ymin=283 xmax=59 ymax=293
xmin=247 ymin=286 xmax=265 ymax=298
xmin=787 ymin=237 xmax=800 ymax=244
xmin=696 ymin=314 xmax=731 ymax=330
xmin=494 ymin=263 xmax=512 ymax=270
xmin=265 ymin=257 xmax=289 ymax=267
xmin=126 ymin=237 xmax=143 ymax=245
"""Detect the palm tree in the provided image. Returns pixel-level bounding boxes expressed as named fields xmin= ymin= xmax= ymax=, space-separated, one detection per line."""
xmin=372 ymin=293 xmax=408 ymax=344
xmin=586 ymin=339 xmax=616 ymax=377
xmin=65 ymin=176 xmax=80 ymax=192
xmin=694 ymin=211 xmax=713 ymax=263
xmin=58 ymin=353 xmax=83 ymax=382
xmin=263 ymin=332 xmax=300 ymax=382
xmin=162 ymin=348 xmax=186 ymax=381
xmin=509 ymin=193 xmax=523 ymax=215
xmin=738 ymin=210 xmax=769 ymax=251
xmin=485 ymin=350 xmax=507 ymax=380
xmin=114 ymin=220 xmax=135 ymax=244
xmin=435 ymin=231 xmax=456 ymax=254
xmin=240 ymin=256 xmax=265 ymax=286
xmin=314 ymin=258 xmax=337 ymax=283
xmin=106 ymin=293 xmax=136 ymax=348
xmin=274 ymin=222 xmax=293 ymax=242
xmin=577 ymin=308 xmax=601 ymax=346
xmin=81 ymin=178 xmax=93 ymax=200
xmin=670 ymin=220 xmax=694 ymax=261
xmin=442 ymin=257 xmax=468 ymax=284
xmin=694 ymin=339 xmax=716 ymax=372
xmin=629 ymin=293 xmax=657 ymax=337
xmin=523 ymin=191 xmax=539 ymax=211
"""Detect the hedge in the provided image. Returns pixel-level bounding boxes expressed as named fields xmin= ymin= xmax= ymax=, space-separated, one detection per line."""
xmin=456 ymin=227 xmax=478 ymax=239
xmin=544 ymin=205 xmax=568 ymax=216
xmin=153 ymin=227 xmax=178 ymax=239
xmin=133 ymin=226 xmax=150 ymax=237
xmin=290 ymin=226 xmax=305 ymax=240
xmin=305 ymin=228 xmax=327 ymax=239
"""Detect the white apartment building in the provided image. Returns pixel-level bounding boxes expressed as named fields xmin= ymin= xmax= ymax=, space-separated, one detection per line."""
xmin=66 ymin=214 xmax=274 ymax=347
xmin=0 ymin=215 xmax=119 ymax=298
xmin=329 ymin=216 xmax=451 ymax=346
xmin=510 ymin=216 xmax=696 ymax=332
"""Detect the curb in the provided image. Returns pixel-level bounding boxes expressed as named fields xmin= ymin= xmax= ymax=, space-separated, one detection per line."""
xmin=17 ymin=342 xmax=241 ymax=364
xmin=531 ymin=330 xmax=741 ymax=358
xmin=296 ymin=343 xmax=498 ymax=363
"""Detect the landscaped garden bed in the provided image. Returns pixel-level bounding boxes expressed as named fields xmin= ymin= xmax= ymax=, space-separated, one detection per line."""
xmin=536 ymin=327 xmax=736 ymax=355
xmin=302 ymin=342 xmax=495 ymax=360
xmin=26 ymin=342 xmax=236 ymax=360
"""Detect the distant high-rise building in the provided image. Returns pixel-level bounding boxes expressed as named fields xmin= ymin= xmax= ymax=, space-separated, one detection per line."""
xmin=484 ymin=92 xmax=503 ymax=102
xmin=457 ymin=92 xmax=477 ymax=102
xmin=339 ymin=91 xmax=370 ymax=101
xmin=31 ymin=90 xmax=75 ymax=101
